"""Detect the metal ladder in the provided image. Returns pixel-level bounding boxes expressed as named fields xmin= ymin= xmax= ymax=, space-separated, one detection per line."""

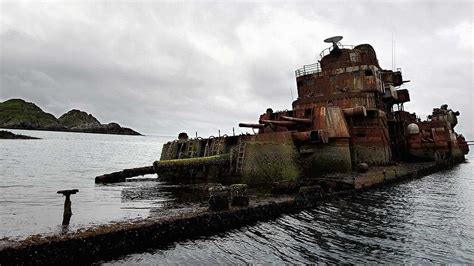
xmin=235 ymin=142 xmax=246 ymax=173
xmin=203 ymin=140 xmax=210 ymax=157
xmin=186 ymin=141 xmax=195 ymax=158
xmin=177 ymin=142 xmax=186 ymax=159
xmin=211 ymin=138 xmax=224 ymax=155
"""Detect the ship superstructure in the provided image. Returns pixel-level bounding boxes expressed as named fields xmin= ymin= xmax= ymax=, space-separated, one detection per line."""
xmin=157 ymin=36 xmax=469 ymax=183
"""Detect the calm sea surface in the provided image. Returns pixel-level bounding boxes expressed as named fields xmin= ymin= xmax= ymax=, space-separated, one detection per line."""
xmin=1 ymin=129 xmax=473 ymax=263
xmin=1 ymin=129 xmax=172 ymax=239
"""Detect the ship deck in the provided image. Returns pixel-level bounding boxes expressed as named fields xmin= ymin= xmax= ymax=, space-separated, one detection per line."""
xmin=322 ymin=161 xmax=436 ymax=189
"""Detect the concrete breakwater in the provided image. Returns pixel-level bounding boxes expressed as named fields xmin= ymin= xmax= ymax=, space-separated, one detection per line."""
xmin=0 ymin=160 xmax=460 ymax=265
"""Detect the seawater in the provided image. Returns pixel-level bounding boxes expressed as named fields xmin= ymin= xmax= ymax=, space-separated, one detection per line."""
xmin=109 ymin=157 xmax=474 ymax=264
xmin=1 ymin=130 xmax=473 ymax=263
xmin=0 ymin=129 xmax=172 ymax=239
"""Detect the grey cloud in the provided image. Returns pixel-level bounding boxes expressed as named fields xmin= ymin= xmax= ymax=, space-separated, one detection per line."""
xmin=0 ymin=1 xmax=472 ymax=139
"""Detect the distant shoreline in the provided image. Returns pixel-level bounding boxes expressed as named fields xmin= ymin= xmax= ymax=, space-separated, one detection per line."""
xmin=0 ymin=99 xmax=142 ymax=136
xmin=0 ymin=127 xmax=144 ymax=136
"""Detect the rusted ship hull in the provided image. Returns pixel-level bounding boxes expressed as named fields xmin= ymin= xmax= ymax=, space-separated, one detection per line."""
xmin=152 ymin=36 xmax=468 ymax=185
xmin=94 ymin=37 xmax=469 ymax=186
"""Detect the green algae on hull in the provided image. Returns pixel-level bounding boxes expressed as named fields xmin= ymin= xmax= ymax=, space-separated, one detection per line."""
xmin=241 ymin=142 xmax=300 ymax=184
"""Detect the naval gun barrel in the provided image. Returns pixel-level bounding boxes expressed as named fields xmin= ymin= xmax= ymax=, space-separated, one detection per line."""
xmin=239 ymin=123 xmax=265 ymax=128
xmin=342 ymin=106 xmax=367 ymax=117
xmin=259 ymin=119 xmax=297 ymax=126
xmin=280 ymin=116 xmax=312 ymax=124
xmin=241 ymin=116 xmax=310 ymax=128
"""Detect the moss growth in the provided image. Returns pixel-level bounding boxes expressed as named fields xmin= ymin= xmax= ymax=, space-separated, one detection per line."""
xmin=300 ymin=142 xmax=352 ymax=176
xmin=241 ymin=142 xmax=300 ymax=184
xmin=154 ymin=154 xmax=230 ymax=170
xmin=352 ymin=144 xmax=391 ymax=165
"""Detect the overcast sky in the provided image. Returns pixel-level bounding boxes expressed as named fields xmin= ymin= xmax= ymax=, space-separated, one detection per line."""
xmin=0 ymin=0 xmax=472 ymax=140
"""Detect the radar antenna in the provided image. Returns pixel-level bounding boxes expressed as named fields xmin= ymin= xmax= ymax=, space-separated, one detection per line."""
xmin=324 ymin=36 xmax=343 ymax=51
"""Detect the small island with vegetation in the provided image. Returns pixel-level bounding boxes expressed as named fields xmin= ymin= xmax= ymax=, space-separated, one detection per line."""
xmin=0 ymin=99 xmax=141 ymax=135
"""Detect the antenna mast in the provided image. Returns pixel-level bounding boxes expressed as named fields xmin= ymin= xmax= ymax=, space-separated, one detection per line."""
xmin=391 ymin=32 xmax=394 ymax=70
xmin=394 ymin=38 xmax=396 ymax=70
xmin=391 ymin=32 xmax=396 ymax=71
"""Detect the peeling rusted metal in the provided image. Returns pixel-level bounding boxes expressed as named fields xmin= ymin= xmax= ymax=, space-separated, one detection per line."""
xmin=136 ymin=36 xmax=470 ymax=182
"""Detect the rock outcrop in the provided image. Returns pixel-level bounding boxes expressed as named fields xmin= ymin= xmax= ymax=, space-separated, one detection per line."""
xmin=0 ymin=130 xmax=40 ymax=139
xmin=0 ymin=99 xmax=64 ymax=130
xmin=58 ymin=109 xmax=101 ymax=128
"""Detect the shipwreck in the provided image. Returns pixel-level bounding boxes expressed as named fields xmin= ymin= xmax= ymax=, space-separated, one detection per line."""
xmin=4 ymin=36 xmax=468 ymax=265
xmin=97 ymin=36 xmax=469 ymax=185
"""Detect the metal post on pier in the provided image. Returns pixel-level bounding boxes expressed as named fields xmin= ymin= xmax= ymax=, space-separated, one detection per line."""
xmin=57 ymin=189 xmax=79 ymax=228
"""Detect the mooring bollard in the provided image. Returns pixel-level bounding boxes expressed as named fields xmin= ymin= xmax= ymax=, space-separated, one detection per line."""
xmin=356 ymin=162 xmax=369 ymax=173
xmin=208 ymin=186 xmax=229 ymax=211
xmin=57 ymin=189 xmax=79 ymax=226
xmin=230 ymin=184 xmax=249 ymax=206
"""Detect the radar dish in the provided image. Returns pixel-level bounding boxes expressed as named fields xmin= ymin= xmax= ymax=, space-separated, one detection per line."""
xmin=324 ymin=36 xmax=343 ymax=44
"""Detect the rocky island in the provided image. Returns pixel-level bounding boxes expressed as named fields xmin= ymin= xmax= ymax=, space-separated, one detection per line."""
xmin=0 ymin=130 xmax=40 ymax=139
xmin=0 ymin=99 xmax=141 ymax=135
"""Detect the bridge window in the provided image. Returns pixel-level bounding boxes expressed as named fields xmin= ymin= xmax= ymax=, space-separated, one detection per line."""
xmin=350 ymin=52 xmax=360 ymax=62
xmin=365 ymin=69 xmax=374 ymax=76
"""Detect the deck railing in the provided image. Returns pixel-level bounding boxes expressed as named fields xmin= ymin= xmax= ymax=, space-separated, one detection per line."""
xmin=319 ymin=44 xmax=354 ymax=58
xmin=295 ymin=62 xmax=321 ymax=77
xmin=295 ymin=44 xmax=356 ymax=77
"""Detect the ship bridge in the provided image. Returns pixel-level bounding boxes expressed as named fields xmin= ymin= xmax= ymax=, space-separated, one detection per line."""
xmin=295 ymin=36 xmax=379 ymax=78
xmin=295 ymin=41 xmax=355 ymax=77
xmin=292 ymin=36 xmax=407 ymax=113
